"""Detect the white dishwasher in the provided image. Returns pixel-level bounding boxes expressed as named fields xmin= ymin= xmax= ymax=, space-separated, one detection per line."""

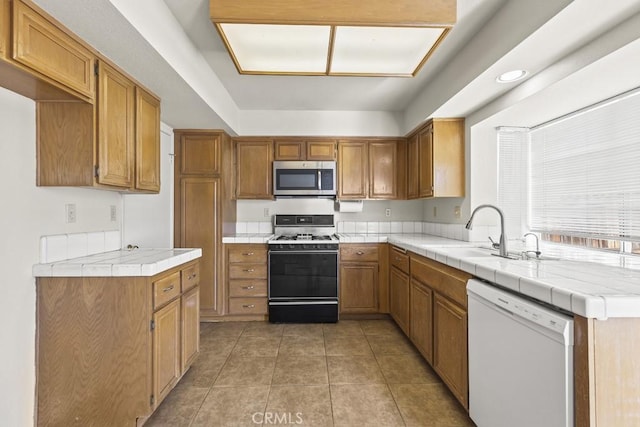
xmin=467 ymin=279 xmax=574 ymax=427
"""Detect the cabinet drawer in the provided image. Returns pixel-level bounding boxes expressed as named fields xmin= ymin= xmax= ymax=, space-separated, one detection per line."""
xmin=229 ymin=264 xmax=267 ymax=279
xmin=340 ymin=245 xmax=379 ymax=262
xmin=181 ymin=262 xmax=200 ymax=291
xmin=228 ymin=297 xmax=267 ymax=315
xmin=153 ymin=271 xmax=181 ymax=310
xmin=390 ymin=246 xmax=409 ymax=274
xmin=229 ymin=279 xmax=267 ymax=297
xmin=13 ymin=0 xmax=95 ymax=99
xmin=410 ymin=254 xmax=470 ymax=308
xmin=228 ymin=245 xmax=267 ymax=263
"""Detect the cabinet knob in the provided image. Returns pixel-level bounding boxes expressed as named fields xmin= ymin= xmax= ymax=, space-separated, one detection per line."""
xmin=395 ymin=257 xmax=402 ymax=261
xmin=243 ymin=268 xmax=255 ymax=272
xmin=243 ymin=252 xmax=254 ymax=256
xmin=188 ymin=273 xmax=197 ymax=280
xmin=162 ymin=284 xmax=175 ymax=293
xmin=242 ymin=285 xmax=255 ymax=290
xmin=243 ymin=304 xmax=256 ymax=309
xmin=356 ymin=251 xmax=364 ymax=255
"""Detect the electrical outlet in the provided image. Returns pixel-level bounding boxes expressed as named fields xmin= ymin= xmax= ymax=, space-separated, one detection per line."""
xmin=454 ymin=206 xmax=461 ymax=219
xmin=385 ymin=208 xmax=391 ymax=217
xmin=110 ymin=205 xmax=117 ymax=222
xmin=263 ymin=208 xmax=270 ymax=217
xmin=65 ymin=204 xmax=76 ymax=223
xmin=433 ymin=206 xmax=437 ymax=217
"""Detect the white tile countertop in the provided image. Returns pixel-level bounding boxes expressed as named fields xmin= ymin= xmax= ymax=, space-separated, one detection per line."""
xmin=222 ymin=234 xmax=273 ymax=244
xmin=33 ymin=248 xmax=202 ymax=277
xmin=382 ymin=234 xmax=640 ymax=319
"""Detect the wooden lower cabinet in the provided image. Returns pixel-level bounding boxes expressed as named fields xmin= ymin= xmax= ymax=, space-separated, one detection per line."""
xmin=226 ymin=244 xmax=268 ymax=318
xmin=433 ymin=293 xmax=468 ymax=408
xmin=153 ymin=298 xmax=181 ymax=407
xmin=35 ymin=260 xmax=200 ymax=425
xmin=340 ymin=263 xmax=378 ymax=313
xmin=410 ymin=279 xmax=433 ymax=364
xmin=389 ymin=267 xmax=410 ymax=334
xmin=181 ymin=285 xmax=200 ymax=372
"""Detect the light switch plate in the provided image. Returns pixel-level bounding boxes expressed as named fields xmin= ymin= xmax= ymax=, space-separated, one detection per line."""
xmin=66 ymin=204 xmax=76 ymax=223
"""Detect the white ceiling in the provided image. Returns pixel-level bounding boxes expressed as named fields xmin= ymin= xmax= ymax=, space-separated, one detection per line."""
xmin=30 ymin=0 xmax=640 ymax=135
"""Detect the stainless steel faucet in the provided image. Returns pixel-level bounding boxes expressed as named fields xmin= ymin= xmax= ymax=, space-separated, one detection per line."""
xmin=523 ymin=232 xmax=542 ymax=259
xmin=465 ymin=204 xmax=508 ymax=258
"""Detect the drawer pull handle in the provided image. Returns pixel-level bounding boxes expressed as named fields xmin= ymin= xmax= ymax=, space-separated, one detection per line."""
xmin=243 ymin=252 xmax=254 ymax=256
xmin=243 ymin=268 xmax=255 ymax=272
xmin=393 ymin=246 xmax=408 ymax=254
xmin=395 ymin=257 xmax=403 ymax=261
xmin=162 ymin=284 xmax=175 ymax=293
xmin=242 ymin=285 xmax=255 ymax=290
xmin=356 ymin=251 xmax=365 ymax=255
xmin=188 ymin=273 xmax=197 ymax=280
xmin=243 ymin=304 xmax=255 ymax=309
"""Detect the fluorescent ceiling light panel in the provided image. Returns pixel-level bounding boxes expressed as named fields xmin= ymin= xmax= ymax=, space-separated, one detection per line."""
xmin=330 ymin=26 xmax=446 ymax=75
xmin=219 ymin=24 xmax=330 ymax=73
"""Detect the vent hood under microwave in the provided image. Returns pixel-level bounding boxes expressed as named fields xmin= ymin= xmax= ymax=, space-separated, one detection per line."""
xmin=273 ymin=161 xmax=337 ymax=197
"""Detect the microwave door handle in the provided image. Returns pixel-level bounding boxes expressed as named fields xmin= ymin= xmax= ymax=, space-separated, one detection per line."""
xmin=318 ymin=170 xmax=322 ymax=190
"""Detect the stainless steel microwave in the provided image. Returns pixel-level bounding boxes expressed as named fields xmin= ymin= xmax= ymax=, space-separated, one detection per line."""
xmin=273 ymin=161 xmax=337 ymax=197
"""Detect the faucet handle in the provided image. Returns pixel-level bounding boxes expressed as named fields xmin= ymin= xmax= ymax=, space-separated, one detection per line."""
xmin=488 ymin=236 xmax=500 ymax=250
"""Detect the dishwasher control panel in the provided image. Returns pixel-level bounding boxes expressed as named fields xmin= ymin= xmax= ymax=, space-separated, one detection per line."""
xmin=467 ymin=279 xmax=573 ymax=341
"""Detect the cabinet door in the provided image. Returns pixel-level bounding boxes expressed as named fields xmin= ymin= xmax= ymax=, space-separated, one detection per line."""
xmin=236 ymin=140 xmax=273 ymax=199
xmin=180 ymin=177 xmax=222 ymax=315
xmin=339 ymin=263 xmax=378 ymax=313
xmin=410 ymin=280 xmax=433 ymax=364
xmin=0 ymin=0 xmax=9 ymax=59
xmin=179 ymin=132 xmax=222 ymax=176
xmin=337 ymin=141 xmax=368 ymax=199
xmin=389 ymin=267 xmax=410 ymax=334
xmin=153 ymin=298 xmax=181 ymax=408
xmin=12 ymin=0 xmax=95 ymax=99
xmin=274 ymin=140 xmax=304 ymax=160
xmin=181 ymin=286 xmax=200 ymax=373
xmin=306 ymin=140 xmax=336 ymax=160
xmin=135 ymin=87 xmax=160 ymax=192
xmin=97 ymin=61 xmax=135 ymax=188
xmin=407 ymin=134 xmax=419 ymax=199
xmin=418 ymin=126 xmax=434 ymax=198
xmin=433 ymin=293 xmax=468 ymax=409
xmin=369 ymin=140 xmax=398 ymax=199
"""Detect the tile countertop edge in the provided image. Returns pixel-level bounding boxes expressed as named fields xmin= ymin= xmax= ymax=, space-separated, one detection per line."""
xmin=33 ymin=248 xmax=203 ymax=278
xmin=382 ymin=235 xmax=625 ymax=319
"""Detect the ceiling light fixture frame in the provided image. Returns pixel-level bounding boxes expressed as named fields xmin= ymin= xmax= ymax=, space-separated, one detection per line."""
xmin=210 ymin=0 xmax=456 ymax=77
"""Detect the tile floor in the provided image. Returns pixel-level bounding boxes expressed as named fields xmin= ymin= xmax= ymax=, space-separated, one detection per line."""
xmin=146 ymin=319 xmax=474 ymax=426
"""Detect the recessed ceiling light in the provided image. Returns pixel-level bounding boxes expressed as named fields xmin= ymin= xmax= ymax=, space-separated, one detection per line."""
xmin=496 ymin=70 xmax=528 ymax=83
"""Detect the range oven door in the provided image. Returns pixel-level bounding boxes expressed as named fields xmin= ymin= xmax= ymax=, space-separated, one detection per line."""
xmin=268 ymin=249 xmax=339 ymax=323
xmin=268 ymin=250 xmax=338 ymax=300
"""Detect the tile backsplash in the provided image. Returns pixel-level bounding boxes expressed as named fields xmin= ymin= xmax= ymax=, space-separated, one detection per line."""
xmin=40 ymin=230 xmax=121 ymax=263
xmin=233 ymin=220 xmax=501 ymax=243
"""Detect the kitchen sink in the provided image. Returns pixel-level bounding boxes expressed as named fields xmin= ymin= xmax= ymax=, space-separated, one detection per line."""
xmin=442 ymin=247 xmax=560 ymax=261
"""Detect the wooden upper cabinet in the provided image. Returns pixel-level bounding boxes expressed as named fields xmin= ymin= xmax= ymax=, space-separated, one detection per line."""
xmin=337 ymin=140 xmax=368 ymax=199
xmin=274 ymin=139 xmax=336 ymax=160
xmin=235 ymin=139 xmax=273 ymax=199
xmin=407 ymin=118 xmax=465 ymax=199
xmin=369 ymin=140 xmax=404 ymax=199
xmin=96 ymin=61 xmax=135 ymax=188
xmin=407 ymin=134 xmax=419 ymax=199
xmin=418 ymin=125 xmax=434 ymax=198
xmin=135 ymin=87 xmax=160 ymax=192
xmin=180 ymin=132 xmax=222 ymax=175
xmin=12 ymin=0 xmax=95 ymax=100
xmin=0 ymin=0 xmax=9 ymax=59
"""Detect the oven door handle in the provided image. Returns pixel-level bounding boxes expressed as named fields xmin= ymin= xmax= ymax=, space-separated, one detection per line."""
xmin=268 ymin=250 xmax=339 ymax=255
xmin=269 ymin=301 xmax=338 ymax=305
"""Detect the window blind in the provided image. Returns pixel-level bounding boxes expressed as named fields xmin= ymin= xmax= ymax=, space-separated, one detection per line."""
xmin=497 ymin=127 xmax=529 ymax=239
xmin=529 ymin=89 xmax=640 ymax=240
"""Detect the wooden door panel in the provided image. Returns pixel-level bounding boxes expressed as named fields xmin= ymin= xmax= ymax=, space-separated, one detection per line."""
xmin=153 ymin=298 xmax=180 ymax=408
xmin=407 ymin=134 xmax=419 ymax=199
xmin=97 ymin=61 xmax=134 ymax=188
xmin=13 ymin=0 xmax=95 ymax=98
xmin=306 ymin=141 xmax=336 ymax=160
xmin=369 ymin=141 xmax=398 ymax=199
xmin=180 ymin=177 xmax=221 ymax=314
xmin=180 ymin=133 xmax=221 ymax=175
xmin=236 ymin=140 xmax=273 ymax=199
xmin=390 ymin=267 xmax=410 ymax=334
xmin=418 ymin=126 xmax=434 ymax=198
xmin=135 ymin=87 xmax=160 ymax=192
xmin=181 ymin=286 xmax=200 ymax=373
xmin=338 ymin=141 xmax=367 ymax=199
xmin=274 ymin=140 xmax=304 ymax=160
xmin=339 ymin=264 xmax=378 ymax=313
xmin=410 ymin=280 xmax=433 ymax=364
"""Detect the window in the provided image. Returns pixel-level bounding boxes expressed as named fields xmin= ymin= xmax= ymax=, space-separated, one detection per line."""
xmin=498 ymin=87 xmax=640 ymax=255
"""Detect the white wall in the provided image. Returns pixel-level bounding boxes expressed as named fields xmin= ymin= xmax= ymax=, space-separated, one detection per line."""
xmin=122 ymin=123 xmax=174 ymax=248
xmin=0 ymin=87 xmax=122 ymax=426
